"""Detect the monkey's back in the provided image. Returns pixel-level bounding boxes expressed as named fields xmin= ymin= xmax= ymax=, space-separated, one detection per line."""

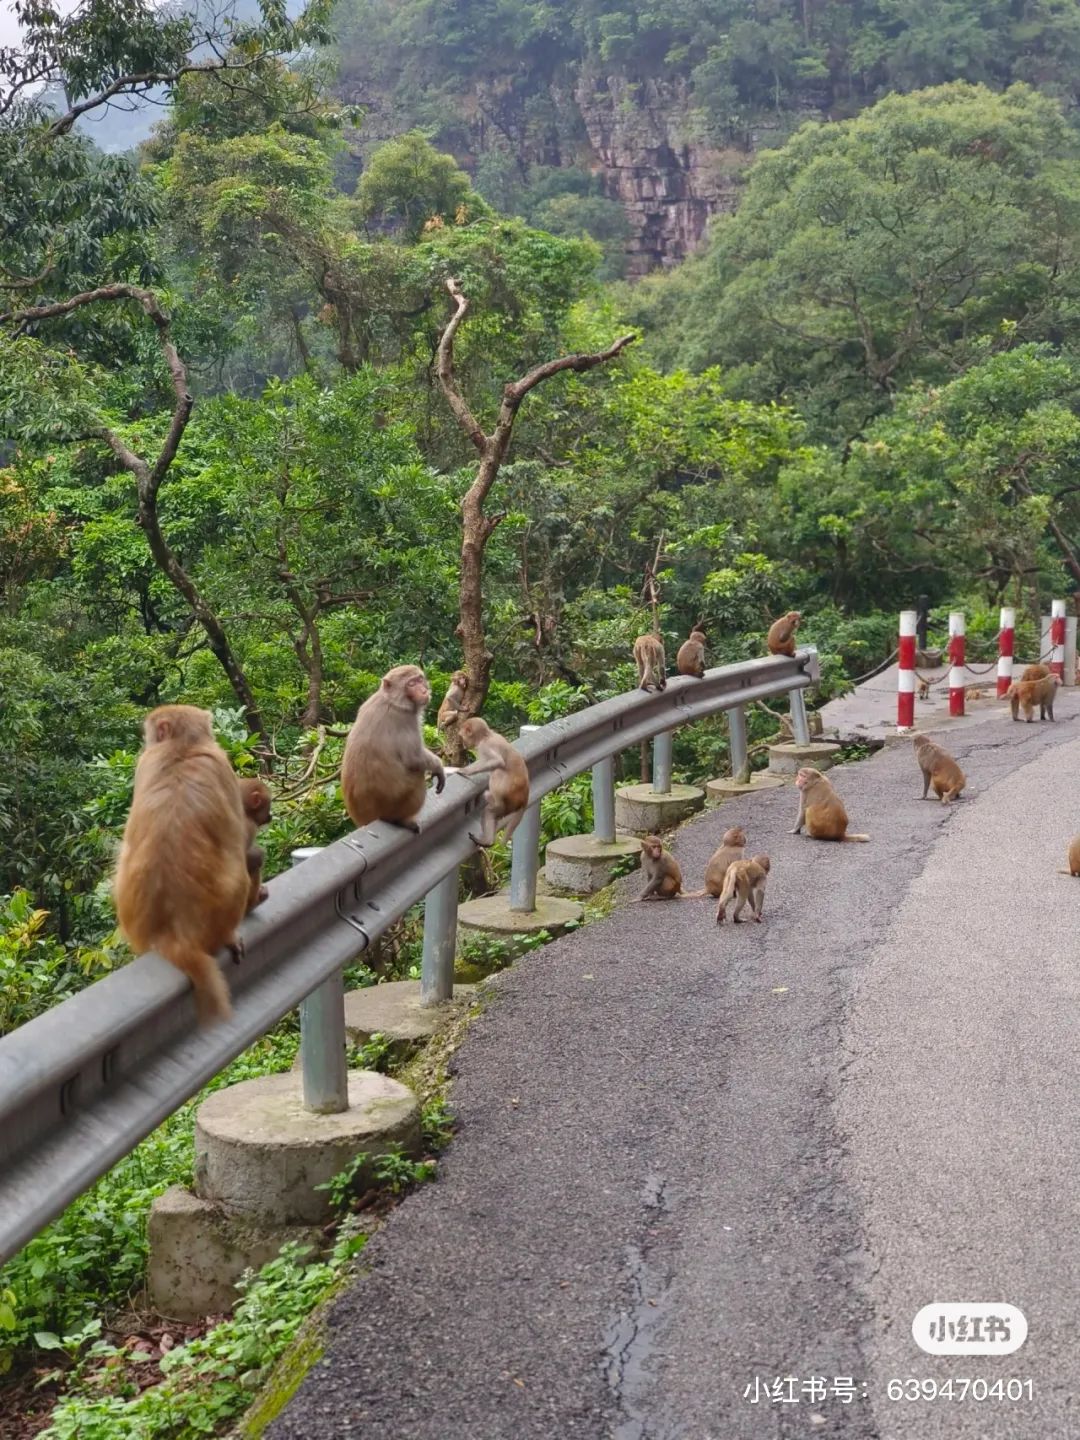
xmin=704 ymin=844 xmax=744 ymax=895
xmin=805 ymin=796 xmax=849 ymax=840
xmin=115 ymin=746 xmax=248 ymax=952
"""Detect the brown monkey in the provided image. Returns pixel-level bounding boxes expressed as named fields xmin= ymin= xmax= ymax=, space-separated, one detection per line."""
xmin=341 ymin=665 xmax=446 ymax=832
xmin=917 ymin=676 xmax=932 ymax=701
xmin=1009 ymin=673 xmax=1061 ymax=722
xmin=676 ymin=627 xmax=707 ymax=679
xmin=791 ymin=767 xmax=869 ymax=842
xmin=1021 ymin=663 xmax=1050 ymax=682
xmin=681 ymin=826 xmax=747 ymax=898
xmin=766 ymin=611 xmax=801 ymax=657
xmin=633 ymin=633 xmax=667 ymax=692
xmin=636 ymin=834 xmax=682 ymax=900
xmin=437 ymin=669 xmax=469 ymax=737
xmin=459 ymin=717 xmax=531 ymax=847
xmin=1059 ymin=835 xmax=1080 ymax=876
xmin=237 ymin=777 xmax=272 ymax=912
xmin=911 ymin=734 xmax=965 ymax=804
xmin=715 ymin=854 xmax=770 ymax=924
xmin=114 ymin=705 xmax=249 ymax=1025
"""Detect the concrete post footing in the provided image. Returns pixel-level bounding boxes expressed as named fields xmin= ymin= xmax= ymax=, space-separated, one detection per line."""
xmin=614 ymin=782 xmax=705 ymax=833
xmin=766 ymin=741 xmax=842 ymax=776
xmin=544 ymin=834 xmax=642 ymax=893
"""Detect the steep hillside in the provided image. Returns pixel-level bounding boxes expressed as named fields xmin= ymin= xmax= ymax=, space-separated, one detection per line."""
xmin=332 ymin=0 xmax=1080 ymax=272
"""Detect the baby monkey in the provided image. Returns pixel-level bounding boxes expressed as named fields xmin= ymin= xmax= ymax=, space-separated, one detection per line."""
xmin=237 ymin=778 xmax=272 ymax=912
xmin=911 ymin=733 xmax=965 ymax=804
xmin=715 ymin=854 xmax=770 ymax=925
xmin=459 ymin=717 xmax=531 ymax=847
xmin=637 ymin=834 xmax=683 ymax=900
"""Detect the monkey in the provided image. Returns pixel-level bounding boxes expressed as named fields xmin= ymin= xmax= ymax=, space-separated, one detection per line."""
xmin=676 ymin=627 xmax=707 ymax=679
xmin=633 ymin=633 xmax=667 ymax=692
xmin=715 ymin=854 xmax=770 ymax=924
xmin=341 ymin=665 xmax=446 ymax=832
xmin=114 ymin=705 xmax=249 ymax=1025
xmin=636 ymin=834 xmax=682 ymax=900
xmin=437 ymin=669 xmax=469 ymax=738
xmin=766 ymin=611 xmax=801 ymax=657
xmin=1059 ymin=835 xmax=1080 ymax=876
xmin=237 ymin=777 xmax=272 ymax=912
xmin=459 ymin=716 xmax=531 ymax=847
xmin=680 ymin=826 xmax=747 ymax=898
xmin=1008 ymin=673 xmax=1061 ymax=722
xmin=791 ymin=767 xmax=869 ymax=842
xmin=917 ymin=676 xmax=932 ymax=701
xmin=911 ymin=733 xmax=965 ymax=804
xmin=1021 ymin=663 xmax=1050 ymax=682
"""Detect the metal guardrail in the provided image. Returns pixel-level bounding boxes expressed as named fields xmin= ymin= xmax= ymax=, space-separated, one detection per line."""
xmin=0 ymin=648 xmax=818 ymax=1264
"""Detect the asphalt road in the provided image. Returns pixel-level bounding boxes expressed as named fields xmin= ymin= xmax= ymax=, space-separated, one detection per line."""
xmin=269 ymin=705 xmax=1080 ymax=1440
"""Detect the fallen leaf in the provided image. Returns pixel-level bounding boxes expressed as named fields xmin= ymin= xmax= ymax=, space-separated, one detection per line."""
xmin=772 ymin=987 xmax=789 ymax=995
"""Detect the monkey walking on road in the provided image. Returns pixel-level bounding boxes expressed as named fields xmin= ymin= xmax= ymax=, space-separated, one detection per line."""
xmin=791 ymin=767 xmax=869 ymax=842
xmin=114 ymin=705 xmax=250 ymax=1025
xmin=715 ymin=855 xmax=770 ymax=925
xmin=912 ymin=734 xmax=965 ymax=804
xmin=1008 ymin=673 xmax=1061 ymax=722
xmin=341 ymin=665 xmax=446 ymax=832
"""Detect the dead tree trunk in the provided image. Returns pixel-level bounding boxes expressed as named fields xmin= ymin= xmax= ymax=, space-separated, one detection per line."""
xmin=4 ymin=284 xmax=267 ymax=743
xmin=434 ymin=277 xmax=635 ymax=734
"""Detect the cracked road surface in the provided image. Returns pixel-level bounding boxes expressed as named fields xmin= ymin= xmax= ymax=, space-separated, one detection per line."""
xmin=269 ymin=708 xmax=1080 ymax=1440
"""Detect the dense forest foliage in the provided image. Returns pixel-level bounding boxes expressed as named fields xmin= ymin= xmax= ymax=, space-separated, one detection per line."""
xmin=2 ymin=0 xmax=1080 ymax=1421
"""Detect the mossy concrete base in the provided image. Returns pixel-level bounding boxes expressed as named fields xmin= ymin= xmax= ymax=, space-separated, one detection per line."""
xmin=147 ymin=1185 xmax=324 ymax=1322
xmin=544 ymin=833 xmax=642 ymax=893
xmin=705 ymin=773 xmax=788 ymax=801
xmin=341 ymin=979 xmax=476 ymax=1053
xmin=195 ymin=1069 xmax=420 ymax=1227
xmin=767 ymin=741 xmax=842 ymax=776
xmin=457 ymin=892 xmax=583 ymax=940
xmin=614 ymin=782 xmax=705 ymax=834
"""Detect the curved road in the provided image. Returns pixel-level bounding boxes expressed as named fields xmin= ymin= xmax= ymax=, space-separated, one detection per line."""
xmin=270 ymin=707 xmax=1080 ymax=1440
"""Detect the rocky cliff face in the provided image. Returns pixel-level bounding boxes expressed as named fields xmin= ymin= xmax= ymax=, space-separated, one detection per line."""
xmin=574 ymin=72 xmax=749 ymax=275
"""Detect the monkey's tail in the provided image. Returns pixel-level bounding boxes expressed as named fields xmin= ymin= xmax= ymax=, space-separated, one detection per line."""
xmin=842 ymin=833 xmax=871 ymax=843
xmin=158 ymin=941 xmax=232 ymax=1026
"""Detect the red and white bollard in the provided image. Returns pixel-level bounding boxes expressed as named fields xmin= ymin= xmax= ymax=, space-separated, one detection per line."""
xmin=997 ymin=607 xmax=1015 ymax=699
xmin=1051 ymin=599 xmax=1066 ymax=680
xmin=898 ymin=609 xmax=916 ymax=730
xmin=948 ymin=611 xmax=965 ymax=717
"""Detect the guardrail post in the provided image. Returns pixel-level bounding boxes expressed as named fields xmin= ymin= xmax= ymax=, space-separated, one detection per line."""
xmin=1051 ymin=599 xmax=1067 ymax=680
xmin=591 ymin=755 xmax=616 ymax=844
xmin=651 ymin=729 xmax=673 ymax=794
xmin=291 ymin=847 xmax=349 ymax=1115
xmin=898 ymin=610 xmax=916 ymax=729
xmin=420 ymin=866 xmax=458 ymax=1006
xmin=728 ymin=703 xmax=751 ymax=785
xmin=788 ymin=686 xmax=811 ymax=745
xmin=509 ymin=725 xmax=541 ymax=912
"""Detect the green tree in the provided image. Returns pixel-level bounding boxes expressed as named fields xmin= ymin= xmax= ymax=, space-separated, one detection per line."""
xmin=357 ymin=130 xmax=480 ymax=241
xmin=630 ymin=82 xmax=1080 ymax=438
